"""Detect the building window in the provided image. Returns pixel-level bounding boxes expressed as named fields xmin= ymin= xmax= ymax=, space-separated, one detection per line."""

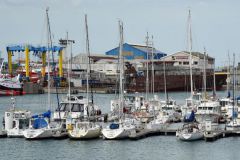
xmin=179 ymin=62 xmax=182 ymax=65
xmin=183 ymin=62 xmax=189 ymax=65
xmin=194 ymin=61 xmax=198 ymax=65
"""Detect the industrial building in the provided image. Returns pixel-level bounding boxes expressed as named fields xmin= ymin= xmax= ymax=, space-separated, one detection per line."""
xmin=105 ymin=43 xmax=167 ymax=60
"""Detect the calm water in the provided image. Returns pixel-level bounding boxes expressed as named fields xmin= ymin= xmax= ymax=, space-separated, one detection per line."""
xmin=0 ymin=91 xmax=239 ymax=160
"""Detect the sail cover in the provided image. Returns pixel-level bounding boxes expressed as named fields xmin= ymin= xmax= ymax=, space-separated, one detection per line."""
xmin=33 ymin=118 xmax=48 ymax=129
xmin=184 ymin=111 xmax=195 ymax=122
xmin=32 ymin=110 xmax=51 ymax=119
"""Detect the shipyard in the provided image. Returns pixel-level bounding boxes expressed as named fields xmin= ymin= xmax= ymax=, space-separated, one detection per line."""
xmin=1 ymin=1 xmax=240 ymax=160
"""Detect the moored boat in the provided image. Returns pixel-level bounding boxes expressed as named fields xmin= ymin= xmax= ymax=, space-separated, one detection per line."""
xmin=176 ymin=123 xmax=203 ymax=141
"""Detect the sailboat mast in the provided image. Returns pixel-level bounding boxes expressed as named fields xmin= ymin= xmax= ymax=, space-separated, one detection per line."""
xmin=145 ymin=32 xmax=149 ymax=100
xmin=46 ymin=8 xmax=51 ymax=110
xmin=188 ymin=10 xmax=194 ymax=98
xmin=85 ymin=15 xmax=90 ymax=108
xmin=203 ymin=48 xmax=207 ymax=99
xmin=66 ymin=32 xmax=71 ymax=98
xmin=163 ymin=59 xmax=167 ymax=102
xmin=227 ymin=52 xmax=230 ymax=96
xmin=151 ymin=35 xmax=155 ymax=94
xmin=213 ymin=55 xmax=216 ymax=98
xmin=232 ymin=53 xmax=236 ymax=122
xmin=119 ymin=21 xmax=124 ymax=118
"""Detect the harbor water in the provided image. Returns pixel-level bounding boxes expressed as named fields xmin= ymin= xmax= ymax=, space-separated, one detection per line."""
xmin=0 ymin=91 xmax=239 ymax=160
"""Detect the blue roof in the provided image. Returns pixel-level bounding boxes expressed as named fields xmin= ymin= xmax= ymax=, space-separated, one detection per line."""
xmin=105 ymin=43 xmax=167 ymax=60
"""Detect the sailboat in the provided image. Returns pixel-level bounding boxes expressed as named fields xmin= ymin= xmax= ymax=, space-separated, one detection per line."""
xmin=102 ymin=21 xmax=136 ymax=140
xmin=180 ymin=10 xmax=201 ymax=117
xmin=23 ymin=8 xmax=62 ymax=139
xmin=177 ymin=10 xmax=204 ymax=141
xmin=176 ymin=123 xmax=203 ymax=141
xmin=68 ymin=14 xmax=101 ymax=139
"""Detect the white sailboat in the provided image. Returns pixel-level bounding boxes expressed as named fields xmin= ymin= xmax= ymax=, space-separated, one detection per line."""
xmin=181 ymin=10 xmax=201 ymax=119
xmin=176 ymin=123 xmax=203 ymax=141
xmin=102 ymin=21 xmax=136 ymax=140
xmin=23 ymin=8 xmax=62 ymax=139
xmin=68 ymin=15 xmax=101 ymax=139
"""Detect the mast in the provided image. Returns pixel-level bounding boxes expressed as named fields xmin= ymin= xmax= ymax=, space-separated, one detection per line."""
xmin=163 ymin=58 xmax=167 ymax=102
xmin=151 ymin=35 xmax=155 ymax=94
xmin=46 ymin=7 xmax=60 ymax=113
xmin=46 ymin=8 xmax=51 ymax=111
xmin=188 ymin=9 xmax=194 ymax=99
xmin=145 ymin=32 xmax=149 ymax=100
xmin=232 ymin=53 xmax=236 ymax=122
xmin=66 ymin=32 xmax=71 ymax=98
xmin=203 ymin=48 xmax=207 ymax=99
xmin=85 ymin=14 xmax=91 ymax=117
xmin=227 ymin=52 xmax=230 ymax=97
xmin=213 ymin=55 xmax=216 ymax=98
xmin=119 ymin=20 xmax=124 ymax=120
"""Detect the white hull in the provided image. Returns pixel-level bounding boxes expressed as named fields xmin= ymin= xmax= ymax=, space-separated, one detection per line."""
xmin=68 ymin=126 xmax=101 ymax=139
xmin=177 ymin=131 xmax=203 ymax=141
xmin=102 ymin=125 xmax=135 ymax=140
xmin=195 ymin=114 xmax=219 ymax=123
xmin=7 ymin=129 xmax=25 ymax=138
xmin=23 ymin=127 xmax=59 ymax=139
xmin=52 ymin=129 xmax=68 ymax=139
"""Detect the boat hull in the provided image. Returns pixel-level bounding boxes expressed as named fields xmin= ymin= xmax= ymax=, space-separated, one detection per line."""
xmin=102 ymin=125 xmax=135 ymax=140
xmin=68 ymin=127 xmax=101 ymax=139
xmin=177 ymin=131 xmax=203 ymax=141
xmin=195 ymin=114 xmax=219 ymax=123
xmin=7 ymin=129 xmax=25 ymax=138
xmin=23 ymin=128 xmax=58 ymax=139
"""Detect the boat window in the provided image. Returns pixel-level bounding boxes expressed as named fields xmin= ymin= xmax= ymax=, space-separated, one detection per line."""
xmin=19 ymin=119 xmax=29 ymax=129
xmin=77 ymin=96 xmax=84 ymax=100
xmin=167 ymin=101 xmax=173 ymax=105
xmin=59 ymin=104 xmax=66 ymax=111
xmin=71 ymin=104 xmax=84 ymax=112
xmin=220 ymin=101 xmax=225 ymax=106
xmin=14 ymin=113 xmax=19 ymax=119
xmin=208 ymin=107 xmax=213 ymax=110
xmin=66 ymin=104 xmax=72 ymax=111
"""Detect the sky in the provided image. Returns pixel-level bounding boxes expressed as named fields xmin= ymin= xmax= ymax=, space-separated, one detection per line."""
xmin=0 ymin=0 xmax=240 ymax=67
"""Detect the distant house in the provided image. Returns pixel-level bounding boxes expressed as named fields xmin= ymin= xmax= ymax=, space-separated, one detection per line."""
xmin=105 ymin=43 xmax=167 ymax=60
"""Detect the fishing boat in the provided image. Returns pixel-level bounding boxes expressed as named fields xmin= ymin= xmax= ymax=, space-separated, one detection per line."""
xmin=176 ymin=123 xmax=203 ymax=141
xmin=195 ymin=100 xmax=221 ymax=123
xmin=4 ymin=97 xmax=31 ymax=138
xmin=0 ymin=58 xmax=23 ymax=96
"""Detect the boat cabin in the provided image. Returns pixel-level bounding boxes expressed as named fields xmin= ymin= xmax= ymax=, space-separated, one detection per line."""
xmin=4 ymin=110 xmax=31 ymax=132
